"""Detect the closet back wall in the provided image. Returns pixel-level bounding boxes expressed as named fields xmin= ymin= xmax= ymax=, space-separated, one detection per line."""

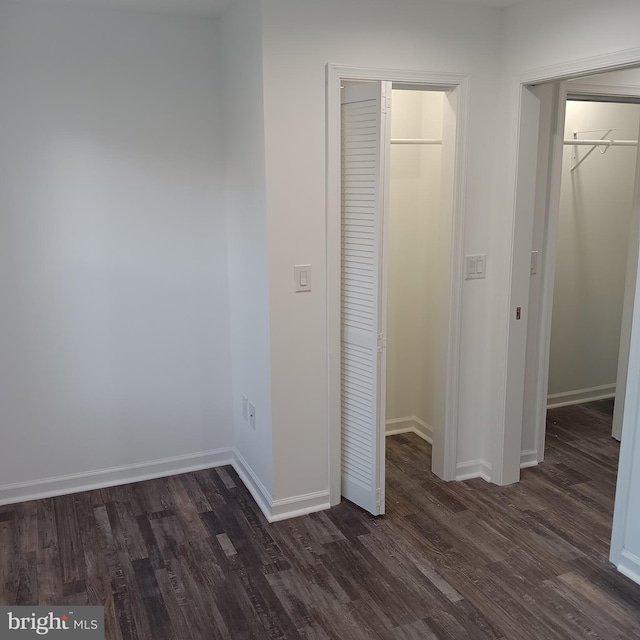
xmin=386 ymin=90 xmax=444 ymax=439
xmin=548 ymin=100 xmax=640 ymax=406
xmin=0 ymin=3 xmax=232 ymax=501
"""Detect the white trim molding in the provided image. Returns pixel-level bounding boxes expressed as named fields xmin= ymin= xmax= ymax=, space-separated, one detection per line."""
xmin=0 ymin=447 xmax=234 ymax=506
xmin=519 ymin=47 xmax=640 ymax=86
xmin=0 ymin=444 xmax=331 ymax=524
xmin=232 ymin=449 xmax=330 ymax=523
xmin=455 ymin=459 xmax=492 ymax=482
xmin=566 ymin=82 xmax=640 ymax=101
xmin=520 ymin=449 xmax=538 ymax=469
xmin=270 ymin=491 xmax=331 ymax=522
xmin=617 ymin=550 xmax=640 ymax=586
xmin=385 ymin=416 xmax=433 ymax=444
xmin=231 ymin=448 xmax=273 ymax=521
xmin=547 ymin=383 xmax=616 ymax=409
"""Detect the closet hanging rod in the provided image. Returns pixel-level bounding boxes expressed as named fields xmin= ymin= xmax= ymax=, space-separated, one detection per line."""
xmin=567 ymin=136 xmax=638 ymax=172
xmin=564 ymin=139 xmax=637 ymax=146
xmin=390 ymin=138 xmax=442 ymax=145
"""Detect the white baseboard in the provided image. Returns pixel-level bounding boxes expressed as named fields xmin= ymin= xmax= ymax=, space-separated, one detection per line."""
xmin=231 ymin=448 xmax=273 ymax=521
xmin=232 ymin=448 xmax=330 ymax=523
xmin=458 ymin=452 xmax=538 ymax=480
xmin=270 ymin=491 xmax=331 ymax=522
xmin=520 ymin=449 xmax=539 ymax=469
xmin=0 ymin=443 xmax=330 ymax=524
xmin=455 ymin=459 xmax=492 ymax=482
xmin=0 ymin=447 xmax=234 ymax=506
xmin=617 ymin=549 xmax=640 ymax=586
xmin=547 ymin=383 xmax=616 ymax=409
xmin=385 ymin=416 xmax=433 ymax=444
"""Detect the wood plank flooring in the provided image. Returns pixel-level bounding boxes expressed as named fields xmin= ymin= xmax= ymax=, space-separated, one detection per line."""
xmin=1 ymin=399 xmax=639 ymax=639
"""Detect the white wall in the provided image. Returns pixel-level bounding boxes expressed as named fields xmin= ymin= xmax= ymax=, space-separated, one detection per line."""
xmin=548 ymin=101 xmax=640 ymax=401
xmin=0 ymin=3 xmax=233 ymax=499
xmin=503 ymin=0 xmax=640 ymax=75
xmin=219 ymin=0 xmax=274 ymax=499
xmin=260 ymin=0 xmax=503 ymax=500
xmin=386 ymin=90 xmax=444 ymax=432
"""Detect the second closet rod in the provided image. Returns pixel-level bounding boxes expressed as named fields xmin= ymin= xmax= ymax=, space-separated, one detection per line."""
xmin=391 ymin=138 xmax=442 ymax=145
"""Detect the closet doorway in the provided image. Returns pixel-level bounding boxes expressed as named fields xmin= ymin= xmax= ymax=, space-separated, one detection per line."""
xmin=511 ymin=58 xmax=640 ymax=580
xmin=547 ymin=97 xmax=640 ymax=439
xmin=522 ymin=74 xmax=640 ymax=468
xmin=327 ymin=65 xmax=469 ymax=515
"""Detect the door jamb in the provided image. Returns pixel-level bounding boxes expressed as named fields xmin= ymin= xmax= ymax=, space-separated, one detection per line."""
xmin=530 ymin=81 xmax=567 ymax=466
xmin=527 ymin=81 xmax=567 ymax=466
xmin=326 ymin=64 xmax=470 ymax=506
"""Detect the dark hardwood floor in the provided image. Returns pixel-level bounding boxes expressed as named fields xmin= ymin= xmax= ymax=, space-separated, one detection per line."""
xmin=1 ymin=399 xmax=639 ymax=639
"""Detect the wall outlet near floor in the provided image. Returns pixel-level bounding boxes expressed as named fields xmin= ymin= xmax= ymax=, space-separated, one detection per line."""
xmin=242 ymin=395 xmax=249 ymax=421
xmin=248 ymin=402 xmax=256 ymax=429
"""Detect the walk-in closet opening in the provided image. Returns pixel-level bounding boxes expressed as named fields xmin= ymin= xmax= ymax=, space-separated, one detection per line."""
xmin=546 ymin=97 xmax=640 ymax=437
xmin=522 ymin=71 xmax=640 ymax=471
xmin=511 ymin=58 xmax=640 ymax=581
xmin=521 ymin=72 xmax=640 ymax=559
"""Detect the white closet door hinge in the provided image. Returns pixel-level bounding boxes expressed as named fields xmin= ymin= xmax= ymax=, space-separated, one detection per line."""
xmin=377 ymin=333 xmax=386 ymax=353
xmin=381 ymin=85 xmax=391 ymax=115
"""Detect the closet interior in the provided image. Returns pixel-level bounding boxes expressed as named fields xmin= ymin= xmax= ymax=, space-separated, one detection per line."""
xmin=385 ymin=89 xmax=446 ymax=451
xmin=547 ymin=98 xmax=640 ymax=437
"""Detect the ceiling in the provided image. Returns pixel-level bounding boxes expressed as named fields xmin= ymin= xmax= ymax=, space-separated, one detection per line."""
xmin=35 ymin=0 xmax=525 ymax=19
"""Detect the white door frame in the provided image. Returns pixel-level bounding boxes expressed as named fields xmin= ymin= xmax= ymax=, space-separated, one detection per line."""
xmin=520 ymin=81 xmax=566 ymax=471
xmin=527 ymin=81 xmax=640 ymax=467
xmin=504 ymin=46 xmax=640 ymax=576
xmin=326 ymin=64 xmax=470 ymax=506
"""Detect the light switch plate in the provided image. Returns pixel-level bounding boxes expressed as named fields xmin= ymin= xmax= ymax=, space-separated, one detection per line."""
xmin=294 ymin=264 xmax=312 ymax=292
xmin=531 ymin=250 xmax=539 ymax=275
xmin=465 ymin=254 xmax=486 ymax=280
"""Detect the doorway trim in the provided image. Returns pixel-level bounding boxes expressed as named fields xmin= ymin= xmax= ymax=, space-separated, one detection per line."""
xmin=504 ymin=45 xmax=640 ymax=576
xmin=326 ymin=64 xmax=470 ymax=506
xmin=528 ymin=81 xmax=640 ymax=469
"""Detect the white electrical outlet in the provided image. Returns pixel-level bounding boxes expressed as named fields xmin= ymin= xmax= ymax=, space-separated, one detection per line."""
xmin=248 ymin=403 xmax=256 ymax=429
xmin=242 ymin=396 xmax=248 ymax=421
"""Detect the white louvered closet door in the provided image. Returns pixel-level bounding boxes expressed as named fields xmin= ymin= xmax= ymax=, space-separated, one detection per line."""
xmin=340 ymin=81 xmax=391 ymax=515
